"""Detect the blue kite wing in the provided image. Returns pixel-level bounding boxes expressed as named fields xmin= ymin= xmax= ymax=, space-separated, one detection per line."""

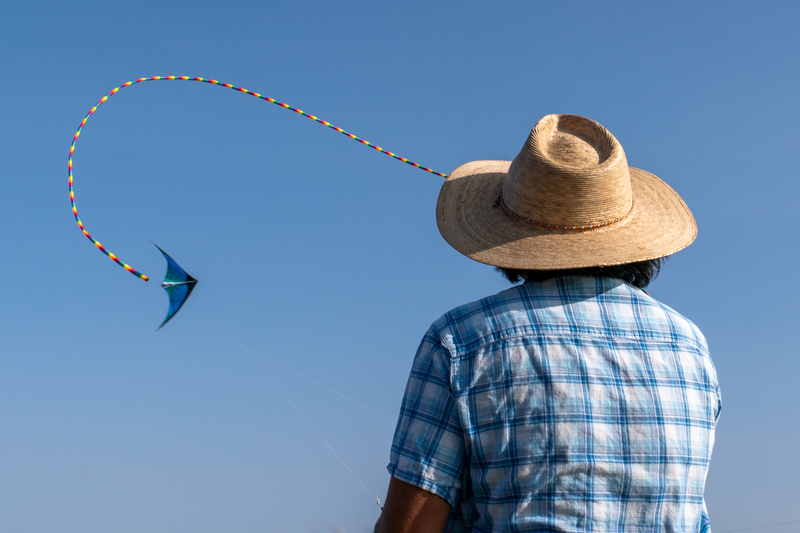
xmin=154 ymin=244 xmax=197 ymax=329
xmin=161 ymin=282 xmax=195 ymax=328
xmin=156 ymin=244 xmax=193 ymax=283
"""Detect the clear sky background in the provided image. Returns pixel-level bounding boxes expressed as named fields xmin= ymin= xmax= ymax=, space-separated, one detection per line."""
xmin=1 ymin=1 xmax=798 ymax=532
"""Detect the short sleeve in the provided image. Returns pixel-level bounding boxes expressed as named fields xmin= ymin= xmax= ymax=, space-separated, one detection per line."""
xmin=387 ymin=325 xmax=465 ymax=506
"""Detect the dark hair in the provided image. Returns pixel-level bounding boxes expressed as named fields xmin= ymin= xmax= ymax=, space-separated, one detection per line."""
xmin=496 ymin=257 xmax=666 ymax=289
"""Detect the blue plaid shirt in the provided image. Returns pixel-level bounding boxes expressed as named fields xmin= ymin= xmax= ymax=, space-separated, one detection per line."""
xmin=388 ymin=276 xmax=720 ymax=532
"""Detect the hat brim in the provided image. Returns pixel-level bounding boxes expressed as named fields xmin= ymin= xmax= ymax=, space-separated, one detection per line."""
xmin=436 ymin=160 xmax=697 ymax=270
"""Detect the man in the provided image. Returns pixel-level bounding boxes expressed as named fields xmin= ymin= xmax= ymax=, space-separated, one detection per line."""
xmin=375 ymin=115 xmax=721 ymax=533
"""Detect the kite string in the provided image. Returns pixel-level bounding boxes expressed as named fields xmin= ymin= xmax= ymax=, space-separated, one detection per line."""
xmin=212 ymin=316 xmax=395 ymax=422
xmin=718 ymin=520 xmax=800 ymax=533
xmin=252 ymin=352 xmax=395 ymax=423
xmin=210 ymin=315 xmax=385 ymax=509
xmin=69 ymin=76 xmax=448 ymax=282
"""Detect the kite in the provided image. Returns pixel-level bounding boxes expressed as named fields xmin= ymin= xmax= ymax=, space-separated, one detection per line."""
xmin=154 ymin=244 xmax=197 ymax=329
xmin=69 ymin=76 xmax=447 ymax=326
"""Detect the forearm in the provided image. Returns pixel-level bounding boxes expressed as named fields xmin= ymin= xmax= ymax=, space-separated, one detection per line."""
xmin=373 ymin=477 xmax=451 ymax=533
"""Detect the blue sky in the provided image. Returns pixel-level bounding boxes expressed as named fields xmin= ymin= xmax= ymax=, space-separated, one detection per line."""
xmin=1 ymin=1 xmax=798 ymax=531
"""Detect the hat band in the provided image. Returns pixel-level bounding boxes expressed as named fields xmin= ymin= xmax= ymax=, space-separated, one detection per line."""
xmin=495 ymin=192 xmax=634 ymax=230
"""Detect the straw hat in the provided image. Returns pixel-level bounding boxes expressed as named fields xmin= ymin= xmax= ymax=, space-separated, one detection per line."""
xmin=436 ymin=114 xmax=697 ymax=270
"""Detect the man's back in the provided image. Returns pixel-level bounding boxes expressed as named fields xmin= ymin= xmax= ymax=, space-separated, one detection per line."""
xmin=389 ymin=276 xmax=720 ymax=532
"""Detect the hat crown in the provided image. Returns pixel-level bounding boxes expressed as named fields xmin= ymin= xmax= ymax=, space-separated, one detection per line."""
xmin=503 ymin=114 xmax=633 ymax=227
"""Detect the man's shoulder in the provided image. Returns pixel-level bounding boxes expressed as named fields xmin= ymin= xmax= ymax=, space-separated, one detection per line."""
xmin=429 ymin=280 xmax=555 ymax=353
xmin=639 ymin=294 xmax=709 ymax=352
xmin=435 ymin=284 xmax=528 ymax=328
xmin=430 ymin=277 xmax=708 ymax=355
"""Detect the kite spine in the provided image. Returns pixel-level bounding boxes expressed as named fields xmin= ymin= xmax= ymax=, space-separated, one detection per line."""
xmin=69 ymin=76 xmax=448 ymax=281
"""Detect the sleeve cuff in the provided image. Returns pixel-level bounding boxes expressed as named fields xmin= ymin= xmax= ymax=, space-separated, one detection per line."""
xmin=386 ymin=462 xmax=461 ymax=507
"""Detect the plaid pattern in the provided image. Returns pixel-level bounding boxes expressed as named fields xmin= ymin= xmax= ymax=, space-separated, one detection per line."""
xmin=388 ymin=276 xmax=720 ymax=532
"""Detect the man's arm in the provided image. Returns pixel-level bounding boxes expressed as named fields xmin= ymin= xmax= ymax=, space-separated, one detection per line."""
xmin=373 ymin=477 xmax=451 ymax=533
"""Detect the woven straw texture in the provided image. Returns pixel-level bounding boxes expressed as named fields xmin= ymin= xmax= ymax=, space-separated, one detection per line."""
xmin=436 ymin=114 xmax=697 ymax=270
